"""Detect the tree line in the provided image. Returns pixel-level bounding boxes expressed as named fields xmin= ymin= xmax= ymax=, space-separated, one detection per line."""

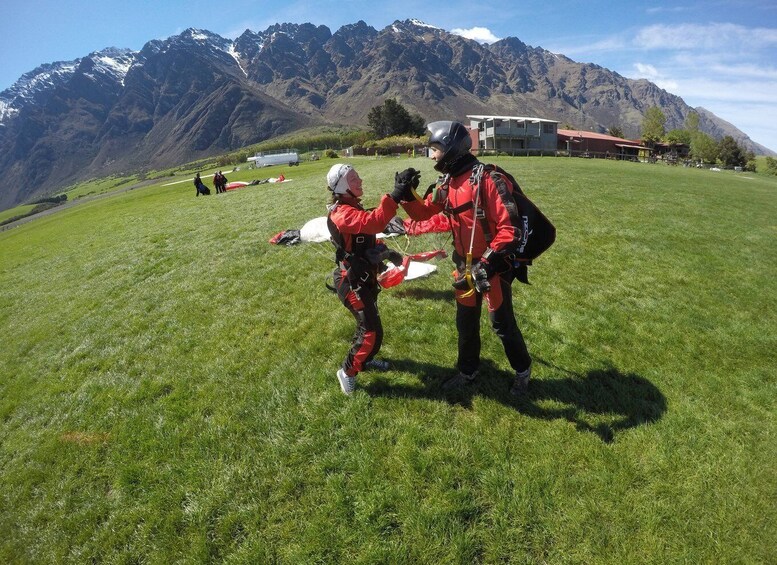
xmin=213 ymin=98 xmax=774 ymax=174
xmin=638 ymin=108 xmax=756 ymax=171
xmin=368 ymin=99 xmax=764 ymax=174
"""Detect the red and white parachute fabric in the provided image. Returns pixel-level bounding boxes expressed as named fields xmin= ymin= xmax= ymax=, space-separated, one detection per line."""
xmin=377 ymin=256 xmax=411 ymax=288
xmin=377 ymin=249 xmax=446 ymax=288
xmin=407 ymin=249 xmax=447 ymax=262
xmin=225 ymin=181 xmax=250 ymax=190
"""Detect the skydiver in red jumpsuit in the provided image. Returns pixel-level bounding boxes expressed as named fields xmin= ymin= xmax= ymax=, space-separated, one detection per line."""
xmin=326 ymin=163 xmax=411 ymax=395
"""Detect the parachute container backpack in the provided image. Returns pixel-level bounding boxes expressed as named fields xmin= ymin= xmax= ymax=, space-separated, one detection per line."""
xmin=464 ymin=163 xmax=556 ymax=285
xmin=478 ymin=164 xmax=556 ymax=261
xmin=510 ymin=181 xmax=556 ymax=261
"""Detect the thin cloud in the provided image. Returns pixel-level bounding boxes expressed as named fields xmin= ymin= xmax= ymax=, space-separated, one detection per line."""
xmin=544 ymin=36 xmax=627 ymax=58
xmin=634 ymin=23 xmax=777 ymax=51
xmin=631 ymin=63 xmax=660 ymax=80
xmin=628 ymin=46 xmax=777 ymax=103
xmin=707 ymin=63 xmax=777 ymax=80
xmin=706 ymin=102 xmax=777 ymax=148
xmin=629 ymin=63 xmax=679 ymax=91
xmin=645 ymin=6 xmax=693 ymax=15
xmin=450 ymin=26 xmax=501 ymax=44
xmin=661 ymin=77 xmax=777 ymax=105
xmin=668 ymin=52 xmax=777 ymax=79
xmin=632 ymin=63 xmax=660 ymax=79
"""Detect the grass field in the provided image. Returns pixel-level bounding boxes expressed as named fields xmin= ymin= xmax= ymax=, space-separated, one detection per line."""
xmin=0 ymin=204 xmax=36 ymax=225
xmin=1 ymin=156 xmax=775 ymax=563
xmin=62 ymin=175 xmax=143 ymax=201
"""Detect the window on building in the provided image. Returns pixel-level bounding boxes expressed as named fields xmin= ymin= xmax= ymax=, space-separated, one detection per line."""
xmin=543 ymin=123 xmax=556 ymax=134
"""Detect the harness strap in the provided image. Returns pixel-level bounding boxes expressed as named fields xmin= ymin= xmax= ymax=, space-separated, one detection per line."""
xmin=443 ymin=168 xmax=493 ymax=245
xmin=468 ymin=165 xmax=494 ymax=245
xmin=448 ymin=201 xmax=473 ymax=215
xmin=458 ymin=164 xmax=488 ymax=298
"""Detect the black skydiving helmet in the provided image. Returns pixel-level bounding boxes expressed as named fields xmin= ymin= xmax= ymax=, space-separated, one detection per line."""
xmin=426 ymin=120 xmax=472 ymax=173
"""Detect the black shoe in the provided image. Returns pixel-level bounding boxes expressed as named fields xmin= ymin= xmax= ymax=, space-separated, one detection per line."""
xmin=510 ymin=367 xmax=531 ymax=396
xmin=442 ymin=370 xmax=478 ymax=391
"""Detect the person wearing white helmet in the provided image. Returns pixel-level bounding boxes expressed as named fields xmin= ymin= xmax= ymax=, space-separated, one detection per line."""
xmin=326 ymin=163 xmax=412 ymax=395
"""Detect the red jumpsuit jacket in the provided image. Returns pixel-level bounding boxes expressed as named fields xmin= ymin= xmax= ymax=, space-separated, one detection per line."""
xmin=402 ymin=167 xmax=520 ymax=261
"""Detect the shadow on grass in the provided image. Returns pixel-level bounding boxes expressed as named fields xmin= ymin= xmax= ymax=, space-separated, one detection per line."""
xmin=392 ymin=287 xmax=455 ymax=302
xmin=363 ymin=357 xmax=667 ymax=443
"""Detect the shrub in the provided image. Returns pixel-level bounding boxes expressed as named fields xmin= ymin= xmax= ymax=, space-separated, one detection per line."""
xmin=31 ymin=194 xmax=67 ymax=205
xmin=764 ymin=157 xmax=777 ymax=176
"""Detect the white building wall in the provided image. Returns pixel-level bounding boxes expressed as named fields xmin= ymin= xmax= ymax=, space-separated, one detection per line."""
xmin=468 ymin=115 xmax=558 ymax=153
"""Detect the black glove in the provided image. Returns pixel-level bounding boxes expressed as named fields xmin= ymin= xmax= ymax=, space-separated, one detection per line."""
xmin=386 ymin=249 xmax=403 ymax=266
xmin=451 ymin=267 xmax=490 ymax=292
xmin=366 ymin=244 xmax=403 ymax=267
xmin=452 ymin=273 xmax=471 ymax=291
xmin=391 ymin=168 xmax=421 ymax=202
xmin=471 ymin=259 xmax=493 ymax=293
xmin=365 ymin=243 xmax=389 ymax=265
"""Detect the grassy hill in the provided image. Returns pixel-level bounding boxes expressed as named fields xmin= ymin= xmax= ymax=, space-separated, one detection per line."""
xmin=1 ymin=157 xmax=775 ymax=563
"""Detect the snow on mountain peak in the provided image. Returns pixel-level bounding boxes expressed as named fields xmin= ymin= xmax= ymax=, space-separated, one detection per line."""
xmin=180 ymin=28 xmax=232 ymax=51
xmin=408 ymin=19 xmax=440 ymax=30
xmin=0 ymin=99 xmax=14 ymax=123
xmin=85 ymin=48 xmax=137 ymax=85
xmin=0 ymin=60 xmax=78 ymax=121
xmin=391 ymin=19 xmax=443 ymax=35
xmin=227 ymin=44 xmax=248 ymax=77
xmin=95 ymin=54 xmax=132 ymax=75
xmin=190 ymin=30 xmax=211 ymax=41
xmin=0 ymin=49 xmax=138 ymax=122
xmin=391 ymin=19 xmax=442 ymax=36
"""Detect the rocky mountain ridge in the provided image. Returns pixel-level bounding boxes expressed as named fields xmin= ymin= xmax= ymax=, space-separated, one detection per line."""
xmin=0 ymin=19 xmax=770 ymax=210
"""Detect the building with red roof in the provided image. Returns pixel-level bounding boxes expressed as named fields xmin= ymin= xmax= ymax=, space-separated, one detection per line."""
xmin=557 ymin=129 xmax=646 ymax=160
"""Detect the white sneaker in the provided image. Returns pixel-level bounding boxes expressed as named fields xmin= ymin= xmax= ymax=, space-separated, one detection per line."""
xmin=337 ymin=368 xmax=356 ymax=395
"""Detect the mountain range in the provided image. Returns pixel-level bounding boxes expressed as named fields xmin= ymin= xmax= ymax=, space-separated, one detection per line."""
xmin=0 ymin=18 xmax=771 ymax=210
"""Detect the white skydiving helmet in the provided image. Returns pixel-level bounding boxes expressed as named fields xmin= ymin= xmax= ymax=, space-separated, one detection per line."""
xmin=326 ymin=163 xmax=355 ymax=195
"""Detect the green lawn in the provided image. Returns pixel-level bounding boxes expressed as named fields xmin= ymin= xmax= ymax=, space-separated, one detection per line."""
xmin=1 ymin=157 xmax=775 ymax=563
xmin=62 ymin=175 xmax=142 ymax=201
xmin=0 ymin=204 xmax=36 ymax=224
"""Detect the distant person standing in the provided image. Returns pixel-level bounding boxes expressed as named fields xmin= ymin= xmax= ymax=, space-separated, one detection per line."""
xmin=217 ymin=171 xmax=228 ymax=193
xmin=193 ymin=172 xmax=210 ymax=196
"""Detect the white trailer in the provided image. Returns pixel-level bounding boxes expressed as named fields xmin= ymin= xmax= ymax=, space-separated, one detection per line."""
xmin=248 ymin=149 xmax=300 ymax=167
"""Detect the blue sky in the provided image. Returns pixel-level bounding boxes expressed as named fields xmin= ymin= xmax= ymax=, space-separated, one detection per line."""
xmin=2 ymin=0 xmax=776 ymax=151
